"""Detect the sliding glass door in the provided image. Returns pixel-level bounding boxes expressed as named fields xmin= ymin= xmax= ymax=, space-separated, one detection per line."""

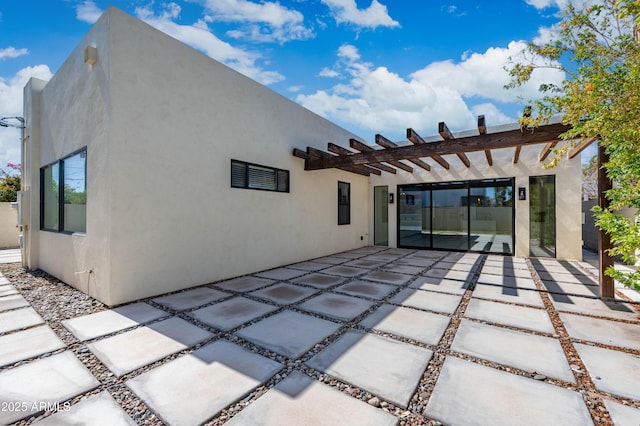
xmin=398 ymin=178 xmax=514 ymax=254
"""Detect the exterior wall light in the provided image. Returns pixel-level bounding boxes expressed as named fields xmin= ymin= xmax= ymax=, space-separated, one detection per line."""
xmin=84 ymin=46 xmax=97 ymax=66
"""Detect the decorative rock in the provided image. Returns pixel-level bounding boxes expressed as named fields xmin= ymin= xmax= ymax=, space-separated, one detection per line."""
xmin=534 ymin=374 xmax=547 ymax=381
xmin=368 ymin=397 xmax=381 ymax=407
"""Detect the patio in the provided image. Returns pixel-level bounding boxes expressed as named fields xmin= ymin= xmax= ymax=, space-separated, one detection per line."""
xmin=0 ymin=246 xmax=639 ymax=425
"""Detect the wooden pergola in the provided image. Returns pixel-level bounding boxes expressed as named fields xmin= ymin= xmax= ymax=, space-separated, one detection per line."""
xmin=292 ymin=113 xmax=615 ymax=299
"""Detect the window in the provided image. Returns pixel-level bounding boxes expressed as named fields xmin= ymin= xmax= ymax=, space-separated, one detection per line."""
xmin=231 ymin=160 xmax=289 ymax=193
xmin=41 ymin=148 xmax=87 ymax=233
xmin=338 ymin=181 xmax=350 ymax=225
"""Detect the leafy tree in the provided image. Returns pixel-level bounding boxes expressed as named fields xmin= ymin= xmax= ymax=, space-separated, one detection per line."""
xmin=0 ymin=164 xmax=20 ymax=202
xmin=507 ymin=0 xmax=640 ymax=289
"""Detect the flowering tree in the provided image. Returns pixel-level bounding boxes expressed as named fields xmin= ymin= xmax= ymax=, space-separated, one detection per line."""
xmin=507 ymin=0 xmax=640 ymax=289
xmin=0 ymin=163 xmax=20 ymax=202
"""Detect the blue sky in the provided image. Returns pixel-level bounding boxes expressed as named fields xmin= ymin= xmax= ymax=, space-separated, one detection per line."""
xmin=1 ymin=0 xmax=591 ymax=169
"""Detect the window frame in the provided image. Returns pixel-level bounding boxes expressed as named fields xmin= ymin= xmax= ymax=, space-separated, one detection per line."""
xmin=230 ymin=159 xmax=289 ymax=193
xmin=40 ymin=147 xmax=87 ymax=234
xmin=338 ymin=181 xmax=351 ymax=225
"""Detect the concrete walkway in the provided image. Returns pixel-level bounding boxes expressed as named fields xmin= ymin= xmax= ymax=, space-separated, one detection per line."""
xmin=1 ymin=247 xmax=639 ymax=425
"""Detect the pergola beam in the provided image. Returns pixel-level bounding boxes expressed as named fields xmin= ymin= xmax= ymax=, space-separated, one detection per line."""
xmin=327 ymin=143 xmax=383 ymax=175
xmin=350 ymin=139 xmax=413 ymax=173
xmin=305 ymin=146 xmax=372 ymax=176
xmin=478 ymin=115 xmax=493 ymax=166
xmin=439 ymin=122 xmax=471 ymax=168
xmin=300 ymin=122 xmax=569 ymax=171
xmin=375 ymin=134 xmax=431 ymax=172
xmin=568 ymin=137 xmax=597 ymax=159
xmin=539 ymin=141 xmax=559 ymax=162
xmin=407 ymin=128 xmax=450 ymax=170
xmin=513 ymin=146 xmax=522 ymax=164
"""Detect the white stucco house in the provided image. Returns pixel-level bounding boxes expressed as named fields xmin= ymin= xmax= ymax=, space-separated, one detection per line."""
xmin=20 ymin=7 xmax=582 ymax=306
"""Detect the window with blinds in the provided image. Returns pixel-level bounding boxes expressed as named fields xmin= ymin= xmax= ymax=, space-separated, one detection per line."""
xmin=231 ymin=160 xmax=289 ymax=193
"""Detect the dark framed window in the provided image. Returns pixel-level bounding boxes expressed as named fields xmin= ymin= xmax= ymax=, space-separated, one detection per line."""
xmin=231 ymin=160 xmax=289 ymax=193
xmin=40 ymin=148 xmax=87 ymax=233
xmin=338 ymin=181 xmax=350 ymax=225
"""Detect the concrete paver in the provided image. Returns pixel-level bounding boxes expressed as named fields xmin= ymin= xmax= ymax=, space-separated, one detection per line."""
xmin=604 ymin=400 xmax=640 ymax=426
xmin=0 ymin=326 xmax=65 ymax=367
xmin=390 ymin=288 xmax=462 ymax=314
xmin=0 ymin=307 xmax=44 ymax=333
xmin=560 ymin=313 xmax=640 ymax=350
xmin=473 ymin=283 xmax=544 ymax=307
xmin=87 ymin=317 xmax=212 ymax=377
xmin=215 ymin=276 xmax=275 ymax=292
xmin=0 ymin=285 xmax=17 ymax=296
xmin=62 ymin=302 xmax=169 ymax=341
xmin=152 ymin=287 xmax=228 ymax=311
xmin=477 ymin=272 xmax=537 ymax=289
xmin=0 ymin=294 xmax=29 ymax=312
xmin=408 ymin=276 xmax=470 ymax=295
xmin=307 ymin=331 xmax=433 ymax=407
xmin=537 ymin=271 xmax=598 ymax=285
xmin=575 ymin=343 xmax=640 ymax=400
xmin=255 ymin=267 xmax=307 ymax=281
xmin=551 ymin=296 xmax=639 ymax=321
xmin=298 ymin=293 xmax=374 ymax=321
xmin=464 ymin=298 xmax=555 ymax=334
xmin=394 ymin=257 xmax=437 ymax=268
xmin=288 ymin=261 xmax=330 ymax=271
xmin=0 ymin=351 xmax=99 ymax=424
xmin=434 ymin=260 xmax=479 ymax=272
xmin=236 ymin=310 xmax=340 ymax=358
xmin=34 ymin=391 xmax=136 ymax=425
xmin=334 ymin=280 xmax=396 ymax=299
xmin=360 ymin=270 xmax=413 ymax=286
xmin=322 ymin=265 xmax=369 ymax=278
xmin=451 ymin=320 xmax=574 ymax=382
xmin=424 ymin=268 xmax=474 ymax=282
xmin=312 ymin=256 xmax=349 ymax=265
xmin=343 ymin=259 xmax=384 ymax=269
xmin=481 ymin=265 xmax=532 ymax=278
xmin=127 ymin=340 xmax=282 ymax=426
xmin=293 ymin=273 xmax=347 ymax=289
xmin=425 ymin=356 xmax=593 ymax=426
xmin=190 ymin=297 xmax=278 ymax=331
xmin=360 ymin=304 xmax=450 ymax=345
xmin=381 ymin=264 xmax=425 ymax=275
xmin=483 ymin=258 xmax=529 ymax=269
xmin=541 ymin=280 xmax=599 ymax=298
xmin=225 ymin=371 xmax=398 ymax=426
xmin=249 ymin=283 xmax=318 ymax=305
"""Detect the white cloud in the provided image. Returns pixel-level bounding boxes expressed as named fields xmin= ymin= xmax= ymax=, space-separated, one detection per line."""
xmin=0 ymin=65 xmax=53 ymax=167
xmin=201 ymin=0 xmax=313 ymax=43
xmin=319 ymin=67 xmax=339 ymax=78
xmin=297 ymin=42 xmax=564 ymax=137
xmin=410 ymin=41 xmax=565 ymax=103
xmin=76 ymin=0 xmax=103 ymax=24
xmin=321 ymin=0 xmax=400 ymax=29
xmin=135 ymin=3 xmax=284 ymax=85
xmin=287 ymin=85 xmax=304 ymax=92
xmin=0 ymin=47 xmax=28 ymax=60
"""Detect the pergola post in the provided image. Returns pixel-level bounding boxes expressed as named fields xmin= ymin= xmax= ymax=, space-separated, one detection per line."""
xmin=598 ymin=143 xmax=615 ymax=299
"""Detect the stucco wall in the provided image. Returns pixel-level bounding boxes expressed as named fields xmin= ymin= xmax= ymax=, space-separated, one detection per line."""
xmin=26 ymin=7 xmax=368 ymax=305
xmin=0 ymin=203 xmax=19 ymax=248
xmin=369 ymin=137 xmax=583 ymax=261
